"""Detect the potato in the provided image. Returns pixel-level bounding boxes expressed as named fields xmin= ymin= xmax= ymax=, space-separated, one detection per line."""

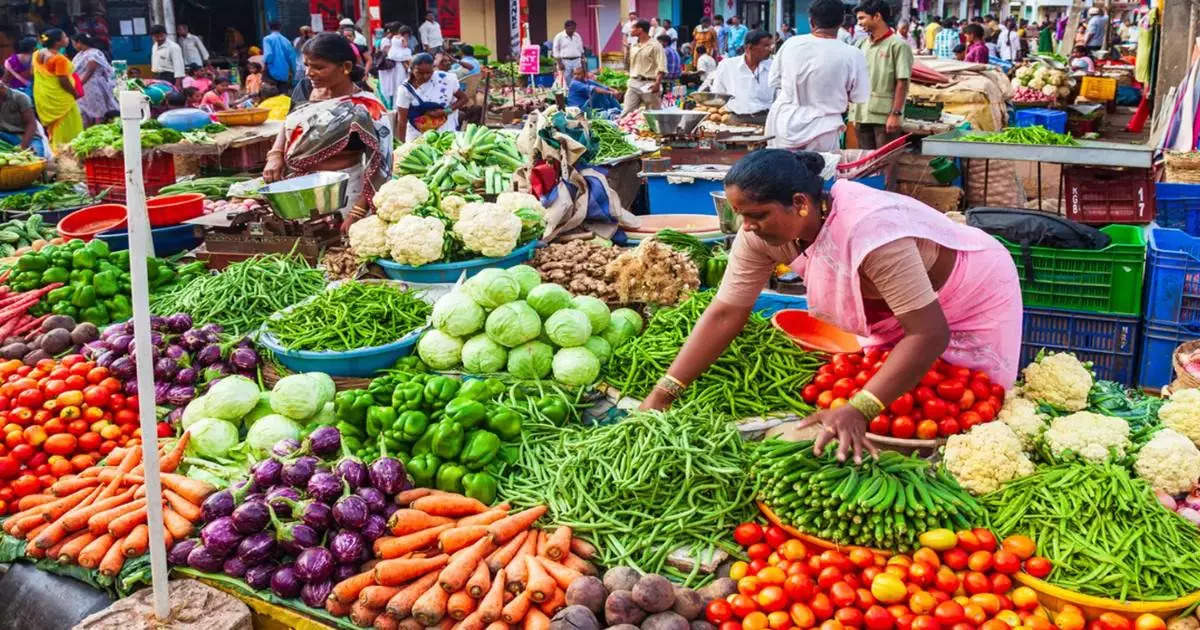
xmin=631 ymin=575 xmax=674 ymax=613
xmin=642 ymin=612 xmax=689 ymax=630
xmin=691 ymin=622 xmax=717 ymax=630
xmin=603 ymin=567 xmax=641 ymax=594
xmin=671 ymin=588 xmax=705 ymax=621
xmin=604 ymin=591 xmax=646 ymax=626
xmin=566 ymin=576 xmax=608 ymax=615
xmin=551 ymin=605 xmax=601 ymax=630
xmin=696 ymin=578 xmax=736 ymax=601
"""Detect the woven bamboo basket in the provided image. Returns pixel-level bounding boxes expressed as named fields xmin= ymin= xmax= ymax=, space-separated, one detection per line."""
xmin=1173 ymin=339 xmax=1200 ymax=391
xmin=1165 ymin=152 xmax=1200 ymax=183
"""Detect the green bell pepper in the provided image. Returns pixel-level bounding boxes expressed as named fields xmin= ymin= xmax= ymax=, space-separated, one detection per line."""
xmin=365 ymin=406 xmax=397 ymax=438
xmin=46 ymin=286 xmax=74 ymax=305
xmin=460 ymin=430 xmax=501 ymax=470
xmin=85 ymin=239 xmax=110 ymax=259
xmin=484 ymin=378 xmax=506 ymax=399
xmin=145 ymin=257 xmax=162 ymax=282
xmin=537 ymin=395 xmax=570 ymax=424
xmin=16 ymin=253 xmax=47 ymax=272
xmin=704 ymin=251 xmax=729 ymax=287
xmin=430 ymin=420 xmax=465 ymax=459
xmin=105 ymin=295 xmax=132 ymax=322
xmin=111 ymin=250 xmax=130 ymax=271
xmin=66 ymin=238 xmax=85 ymax=250
xmin=92 ymin=270 xmax=118 ymax=297
xmin=435 ymin=463 xmax=468 ymax=493
xmin=28 ymin=301 xmax=48 ymax=317
xmin=462 ymin=472 xmax=499 ymax=504
xmin=407 ymin=453 xmax=440 ymax=487
xmin=334 ymin=390 xmax=373 ymax=428
xmin=39 ymin=266 xmax=69 ymax=285
xmin=11 ymin=271 xmax=39 ymax=292
xmin=444 ymin=397 xmax=486 ymax=429
xmin=411 ymin=423 xmax=437 ymax=456
xmin=70 ymin=284 xmax=96 ymax=308
xmin=423 ymin=376 xmax=461 ymax=409
xmin=393 ymin=356 xmax=426 ymax=372
xmin=71 ymin=248 xmax=97 ymax=270
xmin=368 ymin=378 xmax=397 ymax=406
xmin=51 ymin=302 xmax=78 ymax=319
xmin=342 ymin=435 xmax=364 ymax=454
xmin=391 ymin=382 xmax=425 ymax=411
xmin=398 ymin=410 xmax=430 ymax=442
xmin=150 ymin=266 xmax=176 ymax=288
xmin=336 ymin=420 xmax=365 ymax=440
xmin=485 ymin=404 xmax=523 ymax=441
xmin=70 ymin=269 xmax=94 ymax=287
xmin=457 ymin=380 xmax=492 ymax=402
xmin=79 ymin=303 xmax=109 ymax=326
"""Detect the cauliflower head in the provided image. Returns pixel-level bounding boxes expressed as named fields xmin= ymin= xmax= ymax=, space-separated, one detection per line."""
xmin=1044 ymin=411 xmax=1131 ymax=463
xmin=1134 ymin=428 xmax=1200 ymax=495
xmin=441 ymin=194 xmax=469 ymax=221
xmin=997 ymin=396 xmax=1046 ymax=451
xmin=386 ymin=215 xmax=445 ymax=266
xmin=375 ymin=175 xmax=430 ymax=222
xmin=497 ymin=191 xmax=544 ymax=214
xmin=1022 ymin=352 xmax=1093 ymax=411
xmin=1015 ymin=66 xmax=1033 ymax=79
xmin=1041 ymin=85 xmax=1057 ymax=97
xmin=943 ymin=421 xmax=1036 ymax=495
xmin=1028 ymin=78 xmax=1046 ymax=91
xmin=454 ymin=202 xmax=522 ymax=258
xmin=347 ymin=215 xmax=390 ymax=260
xmin=1161 ymin=388 xmax=1200 ymax=447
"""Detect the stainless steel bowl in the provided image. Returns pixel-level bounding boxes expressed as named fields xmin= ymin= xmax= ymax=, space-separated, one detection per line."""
xmin=690 ymin=91 xmax=732 ymax=108
xmin=644 ymin=109 xmax=708 ymax=136
xmin=712 ymin=191 xmax=741 ymax=234
xmin=259 ymin=171 xmax=350 ymax=220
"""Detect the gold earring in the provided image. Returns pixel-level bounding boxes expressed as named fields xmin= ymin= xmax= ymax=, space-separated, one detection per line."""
xmin=799 ymin=205 xmax=809 ymax=217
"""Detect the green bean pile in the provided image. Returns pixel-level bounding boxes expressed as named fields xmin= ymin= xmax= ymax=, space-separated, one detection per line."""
xmin=981 ymin=462 xmax=1200 ymax=601
xmin=960 ymin=125 xmax=1078 ymax=146
xmin=266 ymin=282 xmax=431 ymax=352
xmin=497 ymin=405 xmax=759 ymax=584
xmin=606 ymin=290 xmax=823 ymax=418
xmin=149 ymin=253 xmax=325 ymax=336
xmin=589 ymin=118 xmax=639 ymax=161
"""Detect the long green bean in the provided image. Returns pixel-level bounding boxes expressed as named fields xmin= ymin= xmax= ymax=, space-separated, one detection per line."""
xmin=266 ymin=282 xmax=431 ymax=351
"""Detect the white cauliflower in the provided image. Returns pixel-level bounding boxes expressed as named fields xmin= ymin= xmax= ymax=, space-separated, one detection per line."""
xmin=1029 ymin=78 xmax=1046 ymax=91
xmin=346 ymin=215 xmax=390 ymax=260
xmin=1044 ymin=411 xmax=1131 ymax=463
xmin=1041 ymin=85 xmax=1057 ymax=97
xmin=997 ymin=396 xmax=1047 ymax=451
xmin=386 ymin=215 xmax=445 ymax=266
xmin=1022 ymin=352 xmax=1093 ymax=411
xmin=943 ymin=421 xmax=1036 ymax=495
xmin=375 ymin=175 xmax=430 ymax=221
xmin=496 ymin=191 xmax=544 ymax=214
xmin=1161 ymin=388 xmax=1200 ymax=447
xmin=454 ymin=202 xmax=522 ymax=258
xmin=1135 ymin=429 xmax=1200 ymax=495
xmin=1015 ymin=66 xmax=1033 ymax=79
xmin=441 ymin=194 xmax=468 ymax=221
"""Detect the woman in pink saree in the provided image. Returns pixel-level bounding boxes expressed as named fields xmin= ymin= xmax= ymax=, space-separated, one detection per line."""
xmin=641 ymin=150 xmax=1022 ymax=461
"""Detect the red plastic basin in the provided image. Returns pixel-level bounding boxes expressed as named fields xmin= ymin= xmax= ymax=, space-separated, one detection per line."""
xmin=771 ymin=309 xmax=862 ymax=354
xmin=146 ymin=193 xmax=205 ymax=226
xmin=57 ymin=204 xmax=128 ymax=242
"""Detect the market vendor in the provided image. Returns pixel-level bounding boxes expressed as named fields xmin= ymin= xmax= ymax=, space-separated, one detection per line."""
xmin=703 ymin=29 xmax=774 ymax=125
xmin=263 ymin=33 xmax=392 ymax=232
xmin=566 ymin=65 xmax=621 ymax=114
xmin=395 ymin=53 xmax=469 ymax=143
xmin=641 ymin=150 xmax=1022 ymax=461
xmin=0 ymin=83 xmax=45 ymax=157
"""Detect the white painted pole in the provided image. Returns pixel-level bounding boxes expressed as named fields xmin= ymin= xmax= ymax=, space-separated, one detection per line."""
xmin=119 ymin=89 xmax=171 ymax=620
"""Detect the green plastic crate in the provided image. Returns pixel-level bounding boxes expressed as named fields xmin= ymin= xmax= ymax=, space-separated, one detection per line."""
xmin=995 ymin=224 xmax=1146 ymax=317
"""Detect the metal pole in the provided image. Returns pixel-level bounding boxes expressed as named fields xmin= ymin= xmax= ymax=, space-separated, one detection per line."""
xmin=119 ymin=90 xmax=171 ymax=621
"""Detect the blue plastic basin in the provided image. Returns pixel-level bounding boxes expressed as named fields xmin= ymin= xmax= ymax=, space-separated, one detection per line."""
xmin=96 ymin=223 xmax=202 ymax=257
xmin=376 ymin=241 xmax=538 ymax=283
xmin=259 ymin=326 xmax=426 ymax=377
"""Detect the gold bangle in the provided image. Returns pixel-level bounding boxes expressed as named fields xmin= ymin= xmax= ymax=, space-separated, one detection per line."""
xmin=655 ymin=376 xmax=686 ymax=399
xmin=662 ymin=374 xmax=687 ymax=390
xmin=848 ymin=389 xmax=885 ymax=421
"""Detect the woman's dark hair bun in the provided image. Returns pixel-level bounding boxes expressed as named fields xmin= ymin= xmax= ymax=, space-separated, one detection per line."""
xmin=725 ymin=149 xmax=825 ymax=207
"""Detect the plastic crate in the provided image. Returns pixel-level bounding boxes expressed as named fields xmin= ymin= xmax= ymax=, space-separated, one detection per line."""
xmin=83 ymin=154 xmax=175 ymax=203
xmin=1080 ymin=76 xmax=1117 ymax=101
xmin=1138 ymin=321 xmax=1200 ymax=390
xmin=1156 ymin=182 xmax=1200 ymax=236
xmin=1063 ymin=165 xmax=1154 ymax=224
xmin=214 ymin=140 xmax=271 ymax=172
xmin=1020 ymin=307 xmax=1140 ymax=385
xmin=1145 ymin=226 xmax=1200 ymax=328
xmin=904 ymin=101 xmax=943 ymax=122
xmin=1012 ymin=109 xmax=1067 ymax=134
xmin=995 ymin=224 xmax=1147 ymax=317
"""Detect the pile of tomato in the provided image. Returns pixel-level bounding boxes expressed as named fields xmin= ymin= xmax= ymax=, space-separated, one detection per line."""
xmin=800 ymin=352 xmax=1006 ymax=439
xmin=0 ymin=354 xmax=162 ymax=514
xmin=704 ymin=523 xmax=1156 ymax=630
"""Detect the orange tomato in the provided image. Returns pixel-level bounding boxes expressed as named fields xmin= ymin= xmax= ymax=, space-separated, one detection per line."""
xmin=1055 ymin=613 xmax=1084 ymax=630
xmin=42 ymin=433 xmax=76 ymax=456
xmin=1132 ymin=616 xmax=1164 ymax=630
xmin=994 ymin=610 xmax=1021 ymax=628
xmin=913 ymin=548 xmax=941 ymax=570
xmin=849 ymin=548 xmax=876 ymax=569
xmin=757 ymin=586 xmax=787 ymax=613
xmin=820 ymin=621 xmax=845 ymax=630
xmin=908 ymin=562 xmax=935 ymax=587
xmin=1009 ymin=587 xmax=1037 ymax=611
xmin=731 ymin=561 xmax=750 ymax=581
xmin=48 ymin=455 xmax=73 ymax=477
xmin=910 ymin=615 xmax=939 ymax=630
xmin=980 ymin=621 xmax=1011 ymax=630
xmin=780 ymin=539 xmax=808 ymax=561
xmin=1000 ymin=535 xmax=1036 ymax=560
xmin=55 ymin=390 xmax=83 ymax=407
xmin=967 ymin=594 xmax=1000 ymax=615
xmin=745 ymin=612 xmax=770 ymax=630
xmin=811 ymin=594 xmax=834 ymax=621
xmin=791 ymin=604 xmax=817 ymax=629
xmin=22 ymin=425 xmax=46 ymax=447
xmin=1096 ymin=614 xmax=1131 ymax=630
xmin=768 ymin=611 xmax=793 ymax=630
xmin=759 ymin=567 xmax=787 ymax=585
xmin=961 ymin=604 xmax=986 ymax=626
xmin=70 ymin=453 xmax=95 ymax=471
xmin=856 ymin=588 xmax=877 ymax=609
xmin=835 ymin=608 xmax=864 ymax=629
xmin=909 ymin=592 xmax=936 ymax=616
xmin=99 ymin=424 xmax=121 ymax=440
xmin=966 ymin=552 xmax=993 ymax=573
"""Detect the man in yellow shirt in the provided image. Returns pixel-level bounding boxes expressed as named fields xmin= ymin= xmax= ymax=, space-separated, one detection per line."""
xmin=622 ymin=19 xmax=666 ymax=116
xmin=923 ymin=17 xmax=942 ymax=53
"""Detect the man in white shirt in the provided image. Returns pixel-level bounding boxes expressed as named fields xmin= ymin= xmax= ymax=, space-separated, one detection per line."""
xmin=663 ymin=19 xmax=678 ymax=49
xmin=705 ymin=30 xmax=775 ymax=125
xmin=149 ymin=24 xmax=185 ymax=87
xmin=339 ymin=18 xmax=368 ymax=47
xmin=175 ymin=23 xmax=209 ymax=68
xmin=622 ymin=12 xmax=639 ymax=46
xmin=765 ymin=0 xmax=869 ymax=152
xmin=419 ymin=11 xmax=444 ymax=52
xmin=553 ymin=20 xmax=586 ymax=78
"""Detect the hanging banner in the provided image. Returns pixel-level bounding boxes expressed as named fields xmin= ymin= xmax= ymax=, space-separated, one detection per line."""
xmin=367 ymin=0 xmax=381 ymax=34
xmin=518 ymin=44 xmax=540 ymax=74
xmin=310 ymin=0 xmax=339 ymax=32
xmin=702 ymin=0 xmax=714 ymax=18
xmin=509 ymin=0 xmax=521 ymax=57
xmin=433 ymin=0 xmax=461 ymax=39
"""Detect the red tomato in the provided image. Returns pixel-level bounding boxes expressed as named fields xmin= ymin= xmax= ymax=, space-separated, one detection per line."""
xmin=735 ymin=523 xmax=765 ymax=546
xmin=82 ymin=386 xmax=108 ymax=409
xmin=707 ymin=599 xmax=734 ymax=624
xmin=99 ymin=378 xmax=122 ymax=395
xmin=810 ymin=594 xmax=834 ymax=621
xmin=1024 ymin=556 xmax=1051 ymax=578
xmin=836 ymin=609 xmax=865 ymax=629
xmin=991 ymin=550 xmax=1021 ymax=575
xmin=98 ymin=440 xmax=116 ymax=455
xmin=0 ymin=456 xmax=18 ymax=480
xmin=757 ymin=586 xmax=788 ymax=613
xmin=972 ymin=402 xmax=996 ymax=422
xmin=864 ymin=607 xmax=894 ymax=630
xmin=989 ymin=574 xmax=1012 ymax=595
xmin=11 ymin=474 xmax=39 ymax=497
xmin=916 ymin=420 xmax=939 ymax=440
xmin=802 ymin=385 xmax=821 ymax=404
xmin=722 ymin=622 xmax=744 ymax=630
xmin=956 ymin=530 xmax=982 ymax=552
xmin=818 ymin=566 xmax=844 ymax=589
xmin=821 ymin=550 xmax=852 ymax=572
xmin=765 ymin=525 xmax=789 ymax=549
xmin=962 ymin=572 xmax=990 ymax=595
xmin=829 ymin=582 xmax=857 ymax=608
xmin=989 ymin=384 xmax=1003 ymax=397
xmin=748 ymin=543 xmax=773 ymax=562
xmin=114 ymin=409 xmax=138 ymax=425
xmin=78 ymin=432 xmax=101 ymax=452
xmin=66 ymin=419 xmax=88 ymax=436
xmin=896 ymin=615 xmax=916 ymax=630
xmin=932 ymin=602 xmax=964 ymax=626
xmin=1096 ymin=614 xmax=1131 ymax=630
xmin=67 ymin=361 xmax=92 ymax=376
xmin=922 ymin=398 xmax=948 ymax=421
xmin=156 ymin=422 xmax=172 ymax=438
xmin=64 ymin=375 xmax=86 ymax=390
xmin=42 ymin=418 xmax=66 ymax=435
xmin=731 ymin=595 xmax=759 ymax=618
xmin=936 ymin=381 xmax=965 ymax=401
xmin=889 ymin=393 xmax=914 ymax=416
xmin=957 ymin=411 xmax=982 ymax=430
xmin=42 ymin=380 xmax=68 ymax=399
xmin=911 ymin=616 xmax=941 ymax=630
xmin=14 ymin=389 xmax=43 ymax=409
xmin=891 ymin=416 xmax=916 ymax=439
xmin=869 ymin=415 xmax=891 ymax=435
xmin=750 ymin=560 xmax=769 ymax=574
xmin=815 ymin=373 xmax=837 ymax=390
xmin=833 ymin=361 xmax=855 ymax=378
xmin=933 ymin=568 xmax=959 ymax=595
xmin=966 ymin=552 xmax=992 ymax=573
xmin=907 ymin=562 xmax=934 ymax=587
xmin=832 ymin=378 xmax=856 ymax=400
xmin=937 ymin=419 xmax=961 ymax=437
xmin=914 ymin=387 xmax=936 ymax=404
xmin=920 ymin=371 xmax=944 ymax=387
xmin=971 ymin=530 xmax=997 ymax=551
xmin=85 ymin=367 xmax=109 ymax=385
xmin=10 ymin=444 xmax=32 ymax=462
xmin=784 ymin=574 xmax=816 ymax=602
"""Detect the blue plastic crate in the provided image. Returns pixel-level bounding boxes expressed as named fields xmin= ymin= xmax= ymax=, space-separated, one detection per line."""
xmin=1145 ymin=227 xmax=1200 ymax=328
xmin=1012 ymin=109 xmax=1067 ymax=135
xmin=96 ymin=223 xmax=202 ymax=257
xmin=1138 ymin=321 xmax=1200 ymax=390
xmin=375 ymin=240 xmax=538 ymax=283
xmin=1020 ymin=307 xmax=1140 ymax=385
xmin=531 ymin=73 xmax=555 ymax=88
xmin=1156 ymin=182 xmax=1200 ymax=236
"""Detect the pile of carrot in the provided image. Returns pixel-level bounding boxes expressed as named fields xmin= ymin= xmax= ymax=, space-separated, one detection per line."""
xmin=327 ymin=488 xmax=599 ymax=630
xmin=1 ymin=432 xmax=216 ymax=580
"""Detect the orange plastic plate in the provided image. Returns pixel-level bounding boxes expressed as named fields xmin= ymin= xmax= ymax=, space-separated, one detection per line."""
xmin=771 ymin=309 xmax=861 ymax=354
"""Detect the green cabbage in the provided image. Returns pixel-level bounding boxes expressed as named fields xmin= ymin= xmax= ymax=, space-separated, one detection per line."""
xmin=610 ymin=308 xmax=644 ymax=334
xmin=526 ymin=283 xmax=573 ymax=319
xmin=271 ymin=374 xmax=325 ymax=420
xmin=310 ymin=402 xmax=336 ymax=427
xmin=418 ymin=329 xmax=464 ymax=369
xmin=432 ymin=291 xmax=485 ymax=337
xmin=507 ymin=340 xmax=554 ymax=379
xmin=308 ymin=373 xmax=336 ymax=407
xmin=186 ymin=418 xmax=241 ymax=459
xmin=543 ymin=308 xmax=592 ymax=348
xmin=601 ymin=316 xmax=637 ymax=349
xmin=204 ymin=375 xmax=261 ymax=421
xmin=242 ymin=392 xmax=275 ymax=427
xmin=552 ymin=347 xmax=601 ymax=386
xmin=463 ymin=268 xmax=520 ymax=309
xmin=246 ymin=414 xmax=302 ymax=456
xmin=485 ymin=300 xmax=542 ymax=348
xmin=571 ymin=295 xmax=611 ymax=333
xmin=583 ymin=336 xmax=612 ymax=365
xmin=180 ymin=396 xmax=212 ymax=430
xmin=507 ymin=265 xmax=542 ymax=298
xmin=462 ymin=334 xmax=508 ymax=373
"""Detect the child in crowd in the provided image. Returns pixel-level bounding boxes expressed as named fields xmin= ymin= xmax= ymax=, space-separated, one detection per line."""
xmin=244 ymin=62 xmax=263 ymax=98
xmin=201 ymin=76 xmax=237 ymax=110
xmin=182 ymin=65 xmax=212 ymax=93
xmin=182 ymin=87 xmax=203 ymax=108
xmin=1069 ymin=45 xmax=1096 ymax=72
xmin=953 ymin=44 xmax=966 ymax=61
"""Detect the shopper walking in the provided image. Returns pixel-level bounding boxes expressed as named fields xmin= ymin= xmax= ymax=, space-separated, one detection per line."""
xmin=395 ymin=53 xmax=467 ymax=142
xmin=725 ymin=16 xmax=748 ymax=56
xmin=176 ymin=23 xmax=209 ymax=69
xmin=621 ymin=20 xmax=666 ymax=116
xmin=3 ymin=37 xmax=36 ymax=99
xmin=378 ymin=23 xmax=412 ymax=109
xmin=552 ymin=20 xmax=586 ymax=81
xmin=72 ymin=32 xmax=118 ymax=126
xmin=691 ymin=18 xmax=718 ymax=68
xmin=32 ymin=28 xmax=82 ymax=148
xmin=419 ymin=11 xmax=444 ymax=53
xmin=263 ymin=20 xmax=298 ymax=90
xmin=150 ymin=24 xmax=185 ymax=86
xmin=849 ymin=0 xmax=912 ymax=149
xmin=707 ymin=30 xmax=774 ymax=125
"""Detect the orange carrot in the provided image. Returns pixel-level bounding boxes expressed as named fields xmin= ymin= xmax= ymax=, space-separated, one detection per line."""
xmin=122 ymin=523 xmax=149 ymax=557
xmin=412 ymin=582 xmax=451 ymax=626
xmin=43 ymin=486 xmax=101 ymax=523
xmin=536 ymin=557 xmax=583 ymax=590
xmin=326 ymin=597 xmax=352 ymax=617
xmin=46 ymin=528 xmax=88 ymax=559
xmin=439 ymin=536 xmax=495 ymax=593
xmin=447 ymin=589 xmax=477 ymax=620
xmin=162 ymin=506 xmax=194 ymax=540
xmin=428 ymin=618 xmax=454 ymax=630
xmin=62 ymin=487 xmax=135 ymax=532
xmin=50 ymin=476 xmax=100 ymax=497
xmin=534 ymin=529 xmax=548 ymax=558
xmin=77 ymin=533 xmax=115 ymax=569
xmin=384 ymin=571 xmax=441 ymax=618
xmin=57 ymin=531 xmax=96 ymax=563
xmin=568 ymin=538 xmax=596 ymax=560
xmin=159 ymin=473 xmax=215 ymax=505
xmin=162 ymin=488 xmax=202 ymax=522
xmin=4 ymin=486 xmax=93 ymax=527
xmin=524 ymin=608 xmax=550 ymax=630
xmin=22 ymin=522 xmax=50 ymax=557
xmin=373 ymin=613 xmax=400 ymax=630
xmin=525 ymin=555 xmax=555 ymax=602
xmin=88 ymin=498 xmax=147 ymax=535
xmin=32 ymin=519 xmax=70 ymax=550
xmin=108 ymin=503 xmax=148 ymax=538
xmin=487 ymin=530 xmax=529 ymax=573
xmin=485 ymin=622 xmax=510 ymax=630
xmin=398 ymin=618 xmax=424 ymax=630
xmin=466 ymin=561 xmax=491 ymax=599
xmin=99 ymin=534 xmax=127 ymax=576
xmin=505 ymin=531 xmax=538 ymax=593
xmin=332 ymin=570 xmax=378 ymax=605
xmin=456 ymin=609 xmax=488 ymax=630
xmin=478 ymin=568 xmax=507 ymax=623
xmin=395 ymin=488 xmax=435 ymax=505
xmin=373 ymin=554 xmax=451 ymax=587
xmin=457 ymin=504 xmax=511 ymax=528
xmin=158 ymin=433 xmax=189 ymax=472
xmin=439 ymin=525 xmax=489 ymax=554
xmin=350 ymin=601 xmax=381 ymax=628
xmin=373 ymin=523 xmax=454 ymax=559
xmin=387 ymin=508 xmax=455 ymax=536
xmin=501 ymin=590 xmax=532 ymax=624
xmin=409 ymin=494 xmax=488 ymax=518
xmin=487 ymin=506 xmax=547 ymax=544
xmin=537 ymin=588 xmax=565 ymax=616
xmin=360 ymin=585 xmax=402 ymax=609
xmin=542 ymin=527 xmax=571 ymax=561
xmin=8 ymin=512 xmax=46 ymax=537
xmin=562 ymin=553 xmax=597 ymax=576
xmin=17 ymin=494 xmax=57 ymax=511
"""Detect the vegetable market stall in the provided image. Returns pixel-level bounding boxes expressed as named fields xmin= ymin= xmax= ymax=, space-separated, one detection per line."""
xmin=156 ymin=122 xmax=283 ymax=174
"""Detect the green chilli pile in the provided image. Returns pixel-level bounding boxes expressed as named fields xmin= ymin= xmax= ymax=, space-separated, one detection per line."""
xmin=266 ymin=282 xmax=432 ymax=352
xmin=606 ymin=289 xmax=823 ymax=418
xmin=496 ymin=405 xmax=758 ymax=584
xmin=756 ymin=440 xmax=983 ymax=552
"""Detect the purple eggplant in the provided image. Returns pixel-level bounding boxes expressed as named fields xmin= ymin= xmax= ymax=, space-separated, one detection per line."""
xmin=153 ymin=381 xmax=171 ymax=405
xmin=295 ymin=546 xmax=334 ymax=583
xmin=110 ymin=356 xmax=136 ymax=381
xmin=273 ymin=437 xmax=301 ymax=457
xmin=154 ymin=357 xmax=179 ymax=381
xmin=166 ymin=313 xmax=193 ymax=333
xmin=271 ymin=563 xmax=303 ymax=599
xmin=300 ymin=579 xmax=333 ymax=608
xmin=329 ymin=529 xmax=366 ymax=565
xmin=281 ymin=455 xmax=319 ymax=488
xmin=267 ymin=503 xmax=319 ymax=555
xmin=355 ymin=486 xmax=387 ymax=514
xmin=236 ymin=531 xmax=276 ymax=566
xmin=164 ymin=343 xmax=186 ymax=361
xmin=175 ymin=367 xmax=197 ymax=386
xmin=81 ymin=341 xmax=106 ymax=358
xmin=223 ymin=555 xmax=249 ymax=578
xmin=242 ymin=492 xmax=266 ymax=505
xmin=252 ymin=458 xmax=283 ymax=489
xmin=333 ymin=563 xmax=359 ymax=583
xmin=108 ymin=334 xmax=133 ymax=355
xmin=149 ymin=315 xmax=168 ymax=331
xmin=187 ymin=544 xmax=226 ymax=572
xmin=230 ymin=346 xmax=259 ymax=371
xmin=305 ymin=426 xmax=341 ymax=458
xmin=167 ymin=406 xmax=184 ymax=427
xmin=333 ymin=494 xmax=369 ymax=530
xmin=168 ymin=538 xmax=199 ymax=566
xmin=297 ymin=498 xmax=335 ymax=532
xmin=334 ymin=456 xmax=369 ymax=491
xmin=368 ymin=456 xmax=408 ymax=496
xmin=382 ymin=502 xmax=401 ymax=520
xmin=95 ymin=350 xmax=116 ymax=368
xmin=307 ymin=472 xmax=343 ymax=505
xmin=180 ymin=329 xmax=206 ymax=352
xmin=165 ymin=385 xmax=196 ymax=407
xmin=196 ymin=344 xmax=222 ymax=366
xmin=244 ymin=562 xmax=277 ymax=590
xmin=200 ymin=516 xmax=242 ymax=557
xmin=200 ymin=323 xmax=223 ymax=336
xmin=361 ymin=514 xmax=388 ymax=543
xmin=201 ymin=488 xmax=237 ymax=522
xmin=231 ymin=500 xmax=271 ymax=534
xmin=123 ymin=379 xmax=139 ymax=397
xmin=266 ymin=486 xmax=301 ymax=517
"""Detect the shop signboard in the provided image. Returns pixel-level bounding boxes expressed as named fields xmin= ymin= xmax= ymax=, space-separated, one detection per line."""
xmin=518 ymin=44 xmax=540 ymax=74
xmin=433 ymin=0 xmax=461 ymax=39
